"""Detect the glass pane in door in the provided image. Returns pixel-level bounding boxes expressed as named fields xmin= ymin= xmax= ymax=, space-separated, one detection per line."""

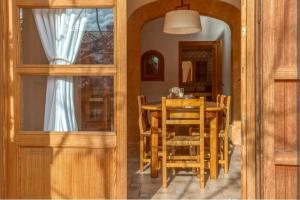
xmin=20 ymin=8 xmax=114 ymax=65
xmin=21 ymin=75 xmax=114 ymax=132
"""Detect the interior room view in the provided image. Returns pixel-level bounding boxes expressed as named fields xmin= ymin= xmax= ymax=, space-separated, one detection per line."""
xmin=127 ymin=0 xmax=242 ymax=199
xmin=1 ymin=0 xmax=299 ymax=199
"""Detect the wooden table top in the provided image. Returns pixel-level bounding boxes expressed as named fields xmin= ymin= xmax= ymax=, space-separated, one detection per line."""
xmin=142 ymin=101 xmax=223 ymax=112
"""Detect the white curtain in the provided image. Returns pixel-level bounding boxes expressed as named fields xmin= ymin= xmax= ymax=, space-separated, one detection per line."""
xmin=33 ymin=9 xmax=87 ymax=131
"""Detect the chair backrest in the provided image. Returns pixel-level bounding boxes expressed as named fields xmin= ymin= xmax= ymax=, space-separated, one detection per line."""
xmin=137 ymin=95 xmax=150 ymax=133
xmin=162 ymin=97 xmax=205 ymax=136
xmin=216 ymin=94 xmax=225 ymax=107
xmin=223 ymin=96 xmax=231 ymax=135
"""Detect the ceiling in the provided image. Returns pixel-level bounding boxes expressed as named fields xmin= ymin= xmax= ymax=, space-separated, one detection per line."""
xmin=127 ymin=0 xmax=241 ymax=17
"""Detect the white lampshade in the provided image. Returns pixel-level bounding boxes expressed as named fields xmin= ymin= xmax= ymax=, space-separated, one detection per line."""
xmin=163 ymin=10 xmax=202 ymax=34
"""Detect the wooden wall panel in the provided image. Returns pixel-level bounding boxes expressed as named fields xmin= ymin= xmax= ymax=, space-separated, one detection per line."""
xmin=19 ymin=147 xmax=116 ymax=199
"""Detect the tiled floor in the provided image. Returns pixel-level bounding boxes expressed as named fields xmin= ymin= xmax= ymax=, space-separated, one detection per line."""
xmin=128 ymin=146 xmax=241 ymax=199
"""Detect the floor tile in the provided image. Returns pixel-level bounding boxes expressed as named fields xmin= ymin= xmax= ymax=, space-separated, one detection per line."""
xmin=128 ymin=146 xmax=241 ymax=199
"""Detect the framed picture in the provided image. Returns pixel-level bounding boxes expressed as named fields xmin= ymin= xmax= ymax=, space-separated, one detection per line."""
xmin=141 ymin=50 xmax=164 ymax=81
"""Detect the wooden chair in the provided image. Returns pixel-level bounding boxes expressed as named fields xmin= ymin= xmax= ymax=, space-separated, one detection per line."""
xmin=216 ymin=94 xmax=225 ymax=107
xmin=190 ymin=95 xmax=231 ymax=174
xmin=137 ymin=95 xmax=151 ymax=172
xmin=162 ymin=97 xmax=207 ymax=188
xmin=219 ymin=95 xmax=231 ymax=174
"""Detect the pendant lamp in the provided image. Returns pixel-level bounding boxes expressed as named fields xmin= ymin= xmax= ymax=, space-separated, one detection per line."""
xmin=163 ymin=0 xmax=201 ymax=34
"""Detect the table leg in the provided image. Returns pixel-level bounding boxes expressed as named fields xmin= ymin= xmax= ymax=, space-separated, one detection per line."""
xmin=151 ymin=112 xmax=159 ymax=178
xmin=210 ymin=112 xmax=219 ymax=179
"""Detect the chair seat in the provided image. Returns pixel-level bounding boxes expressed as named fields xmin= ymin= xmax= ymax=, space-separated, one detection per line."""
xmin=219 ymin=130 xmax=225 ymax=138
xmin=142 ymin=130 xmax=151 ymax=136
xmin=142 ymin=128 xmax=162 ymax=136
xmin=190 ymin=128 xmax=223 ymax=138
xmin=166 ymin=135 xmax=208 ymax=146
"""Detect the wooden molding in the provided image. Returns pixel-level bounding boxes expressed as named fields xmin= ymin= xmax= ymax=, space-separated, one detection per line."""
xmin=16 ymin=66 xmax=117 ymax=76
xmin=16 ymin=0 xmax=114 ymax=8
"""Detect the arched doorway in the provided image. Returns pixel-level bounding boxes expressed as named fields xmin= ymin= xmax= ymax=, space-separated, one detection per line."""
xmin=127 ymin=0 xmax=241 ymax=144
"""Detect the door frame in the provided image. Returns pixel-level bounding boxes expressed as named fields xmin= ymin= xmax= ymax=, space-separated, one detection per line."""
xmin=0 ymin=0 xmax=8 ymax=197
xmin=241 ymin=0 xmax=261 ymax=198
xmin=0 ymin=0 xmax=262 ymax=198
xmin=0 ymin=0 xmax=127 ymax=198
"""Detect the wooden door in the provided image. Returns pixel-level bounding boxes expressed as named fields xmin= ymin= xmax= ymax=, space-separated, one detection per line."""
xmin=2 ymin=0 xmax=127 ymax=198
xmin=261 ymin=0 xmax=299 ymax=198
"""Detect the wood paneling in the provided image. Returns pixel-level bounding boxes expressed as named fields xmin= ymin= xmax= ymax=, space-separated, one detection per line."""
xmin=19 ymin=147 xmax=116 ymax=199
xmin=127 ymin=0 xmax=241 ymax=145
xmin=261 ymin=0 xmax=298 ymax=198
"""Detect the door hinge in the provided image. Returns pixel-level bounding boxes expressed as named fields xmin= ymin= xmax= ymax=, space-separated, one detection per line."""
xmin=242 ymin=114 xmax=247 ymax=125
xmin=242 ymin=26 xmax=247 ymax=37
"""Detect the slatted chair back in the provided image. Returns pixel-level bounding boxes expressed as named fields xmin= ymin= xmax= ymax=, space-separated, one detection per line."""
xmin=137 ymin=95 xmax=150 ymax=133
xmin=161 ymin=97 xmax=206 ymax=188
xmin=137 ymin=95 xmax=151 ymax=172
xmin=220 ymin=95 xmax=231 ymax=174
xmin=216 ymin=94 xmax=225 ymax=107
xmin=223 ymin=96 xmax=231 ymax=135
xmin=216 ymin=94 xmax=226 ymax=130
xmin=163 ymin=98 xmax=205 ymax=126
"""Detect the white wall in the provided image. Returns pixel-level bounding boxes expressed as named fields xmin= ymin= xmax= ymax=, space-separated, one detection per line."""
xmin=127 ymin=0 xmax=240 ymax=17
xmin=141 ymin=16 xmax=231 ymax=102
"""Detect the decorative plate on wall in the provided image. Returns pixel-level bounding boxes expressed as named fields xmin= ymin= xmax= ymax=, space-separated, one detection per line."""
xmin=141 ymin=50 xmax=164 ymax=81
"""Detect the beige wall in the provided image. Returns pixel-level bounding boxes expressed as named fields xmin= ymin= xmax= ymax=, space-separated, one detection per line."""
xmin=127 ymin=0 xmax=241 ymax=17
xmin=141 ymin=16 xmax=232 ymax=102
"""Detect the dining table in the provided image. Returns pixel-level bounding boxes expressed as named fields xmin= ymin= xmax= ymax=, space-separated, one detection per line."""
xmin=142 ymin=101 xmax=223 ymax=180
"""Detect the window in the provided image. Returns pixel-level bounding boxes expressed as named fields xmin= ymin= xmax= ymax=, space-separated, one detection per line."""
xmin=20 ymin=8 xmax=114 ymax=65
xmin=17 ymin=7 xmax=117 ymax=133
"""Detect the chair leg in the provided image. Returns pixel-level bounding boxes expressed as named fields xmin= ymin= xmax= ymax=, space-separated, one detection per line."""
xmin=162 ymin=148 xmax=167 ymax=188
xmin=224 ymin=136 xmax=229 ymax=174
xmin=200 ymin=138 xmax=205 ymax=188
xmin=139 ymin=135 xmax=144 ymax=172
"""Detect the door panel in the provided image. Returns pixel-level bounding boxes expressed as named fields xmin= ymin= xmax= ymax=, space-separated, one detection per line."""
xmin=261 ymin=0 xmax=298 ymax=198
xmin=19 ymin=147 xmax=116 ymax=198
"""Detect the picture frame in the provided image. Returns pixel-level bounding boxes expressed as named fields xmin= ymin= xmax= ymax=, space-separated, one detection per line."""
xmin=141 ymin=50 xmax=164 ymax=81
